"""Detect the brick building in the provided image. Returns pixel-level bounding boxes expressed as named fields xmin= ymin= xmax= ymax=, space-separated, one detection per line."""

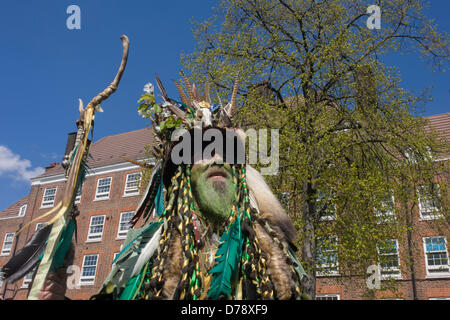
xmin=0 ymin=127 xmax=155 ymax=300
xmin=315 ymin=113 xmax=450 ymax=300
xmin=0 ymin=114 xmax=449 ymax=300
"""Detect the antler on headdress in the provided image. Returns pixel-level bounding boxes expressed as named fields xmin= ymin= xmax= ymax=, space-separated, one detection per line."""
xmin=143 ymin=71 xmax=241 ymax=137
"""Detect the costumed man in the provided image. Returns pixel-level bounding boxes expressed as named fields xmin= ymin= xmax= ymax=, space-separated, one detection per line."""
xmin=39 ymin=74 xmax=309 ymax=300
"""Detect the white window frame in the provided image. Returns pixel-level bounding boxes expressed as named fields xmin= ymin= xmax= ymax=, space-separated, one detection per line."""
xmin=18 ymin=204 xmax=27 ymax=217
xmin=317 ymin=192 xmax=336 ymax=221
xmin=41 ymin=187 xmax=57 ymax=208
xmin=79 ymin=254 xmax=99 ymax=286
xmin=21 ymin=267 xmax=36 ymax=288
xmin=35 ymin=222 xmax=46 ymax=231
xmin=75 ymin=184 xmax=82 ymax=204
xmin=377 ymin=239 xmax=402 ymax=279
xmin=94 ymin=177 xmax=112 ymax=201
xmin=86 ymin=215 xmax=106 ymax=242
xmin=319 ymin=204 xmax=337 ymax=221
xmin=429 ymin=297 xmax=450 ymax=300
xmin=316 ymin=294 xmax=340 ymax=300
xmin=418 ymin=185 xmax=442 ymax=221
xmin=123 ymin=172 xmax=141 ymax=196
xmin=316 ymin=236 xmax=339 ymax=276
xmin=117 ymin=211 xmax=134 ymax=239
xmin=374 ymin=194 xmax=396 ymax=223
xmin=423 ymin=236 xmax=450 ymax=278
xmin=1 ymin=233 xmax=15 ymax=256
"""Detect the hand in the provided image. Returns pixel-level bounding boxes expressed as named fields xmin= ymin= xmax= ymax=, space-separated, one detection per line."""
xmin=38 ymin=268 xmax=68 ymax=300
xmin=38 ymin=242 xmax=74 ymax=300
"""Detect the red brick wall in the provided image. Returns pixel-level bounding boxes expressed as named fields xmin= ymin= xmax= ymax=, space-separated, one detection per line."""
xmin=316 ymin=184 xmax=450 ymax=300
xmin=1 ymin=166 xmax=448 ymax=300
xmin=0 ymin=168 xmax=143 ymax=300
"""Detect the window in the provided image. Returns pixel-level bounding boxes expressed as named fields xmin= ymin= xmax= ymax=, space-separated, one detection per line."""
xmin=87 ymin=215 xmax=106 ymax=242
xmin=317 ymin=191 xmax=336 ymax=221
xmin=22 ymin=267 xmax=36 ymax=288
xmin=75 ymin=185 xmax=82 ymax=203
xmin=0 ymin=267 xmax=3 ymax=289
xmin=95 ymin=177 xmax=112 ymax=200
xmin=316 ymin=236 xmax=339 ymax=276
xmin=80 ymin=254 xmax=98 ymax=285
xmin=124 ymin=172 xmax=141 ymax=196
xmin=117 ymin=211 xmax=134 ymax=239
xmin=404 ymin=146 xmax=432 ymax=164
xmin=41 ymin=187 xmax=57 ymax=208
xmin=418 ymin=185 xmax=442 ymax=220
xmin=375 ymin=194 xmax=396 ymax=223
xmin=319 ymin=204 xmax=337 ymax=221
xmin=35 ymin=223 xmax=46 ymax=231
xmin=1 ymin=233 xmax=15 ymax=256
xmin=316 ymin=294 xmax=340 ymax=300
xmin=423 ymin=237 xmax=449 ymax=276
xmin=377 ymin=239 xmax=401 ymax=279
xmin=18 ymin=204 xmax=27 ymax=217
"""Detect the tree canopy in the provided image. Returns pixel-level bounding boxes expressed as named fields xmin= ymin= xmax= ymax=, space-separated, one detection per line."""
xmin=180 ymin=0 xmax=449 ymax=298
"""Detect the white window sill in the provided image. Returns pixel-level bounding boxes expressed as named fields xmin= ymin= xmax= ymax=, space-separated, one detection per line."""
xmin=85 ymin=238 xmax=102 ymax=243
xmin=381 ymin=274 xmax=403 ymax=281
xmin=419 ymin=215 xmax=443 ymax=221
xmin=316 ymin=272 xmax=340 ymax=277
xmin=79 ymin=280 xmax=95 ymax=286
xmin=123 ymin=193 xmax=140 ymax=198
xmin=425 ymin=273 xmax=450 ymax=279
xmin=115 ymin=236 xmax=127 ymax=241
xmin=0 ymin=253 xmax=10 ymax=257
xmin=93 ymin=197 xmax=110 ymax=202
xmin=319 ymin=217 xmax=336 ymax=222
xmin=40 ymin=205 xmax=55 ymax=209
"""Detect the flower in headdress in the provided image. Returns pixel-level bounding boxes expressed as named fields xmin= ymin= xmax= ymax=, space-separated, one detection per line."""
xmin=143 ymin=83 xmax=154 ymax=94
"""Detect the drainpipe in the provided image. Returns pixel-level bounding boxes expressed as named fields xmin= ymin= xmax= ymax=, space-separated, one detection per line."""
xmin=405 ymin=211 xmax=418 ymax=299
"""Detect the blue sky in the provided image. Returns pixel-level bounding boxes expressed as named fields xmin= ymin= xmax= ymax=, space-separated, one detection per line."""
xmin=0 ymin=1 xmax=448 ymax=212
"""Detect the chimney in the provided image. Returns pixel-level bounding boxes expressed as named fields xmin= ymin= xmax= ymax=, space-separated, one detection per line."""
xmin=64 ymin=132 xmax=78 ymax=158
xmin=45 ymin=162 xmax=59 ymax=172
xmin=61 ymin=132 xmax=77 ymax=170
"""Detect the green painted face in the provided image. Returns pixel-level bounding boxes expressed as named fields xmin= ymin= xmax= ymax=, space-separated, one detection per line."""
xmin=190 ymin=157 xmax=236 ymax=225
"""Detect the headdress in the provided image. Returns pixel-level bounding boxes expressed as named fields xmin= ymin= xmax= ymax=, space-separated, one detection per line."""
xmin=94 ymin=72 xmax=308 ymax=300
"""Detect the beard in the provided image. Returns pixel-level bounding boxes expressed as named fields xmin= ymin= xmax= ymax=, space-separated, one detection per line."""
xmin=211 ymin=178 xmax=228 ymax=194
xmin=191 ymin=164 xmax=236 ymax=224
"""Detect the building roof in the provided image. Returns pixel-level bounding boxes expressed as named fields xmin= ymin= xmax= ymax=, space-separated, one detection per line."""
xmin=39 ymin=127 xmax=155 ymax=177
xmin=425 ymin=113 xmax=450 ymax=142
xmin=0 ymin=195 xmax=28 ymax=220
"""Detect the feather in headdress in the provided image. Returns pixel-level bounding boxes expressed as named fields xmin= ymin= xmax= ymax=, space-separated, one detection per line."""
xmin=2 ymin=225 xmax=52 ymax=284
xmin=130 ymin=161 xmax=162 ymax=227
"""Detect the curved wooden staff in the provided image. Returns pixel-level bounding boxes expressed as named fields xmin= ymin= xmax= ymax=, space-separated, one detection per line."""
xmin=26 ymin=35 xmax=130 ymax=300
